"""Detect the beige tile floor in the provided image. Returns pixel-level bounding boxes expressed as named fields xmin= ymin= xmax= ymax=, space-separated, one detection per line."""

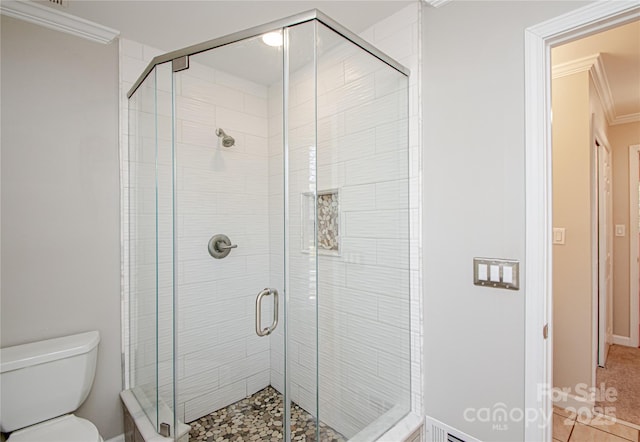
xmin=554 ymin=407 xmax=640 ymax=442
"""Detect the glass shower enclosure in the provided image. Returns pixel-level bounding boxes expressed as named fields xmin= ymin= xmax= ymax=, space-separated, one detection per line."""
xmin=127 ymin=10 xmax=410 ymax=441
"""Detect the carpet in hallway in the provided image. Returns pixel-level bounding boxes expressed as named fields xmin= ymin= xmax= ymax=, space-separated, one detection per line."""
xmin=596 ymin=344 xmax=640 ymax=426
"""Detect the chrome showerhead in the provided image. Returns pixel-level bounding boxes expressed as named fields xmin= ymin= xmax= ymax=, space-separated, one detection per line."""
xmin=216 ymin=128 xmax=235 ymax=148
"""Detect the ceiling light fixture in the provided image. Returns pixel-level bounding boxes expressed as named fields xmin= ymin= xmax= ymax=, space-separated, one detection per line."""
xmin=262 ymin=31 xmax=283 ymax=47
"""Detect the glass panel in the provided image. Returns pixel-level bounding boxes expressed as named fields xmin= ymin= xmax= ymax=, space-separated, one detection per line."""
xmin=128 ymin=67 xmax=159 ymax=430
xmin=171 ymin=31 xmax=285 ymax=440
xmin=129 ymin=60 xmax=176 ymax=436
xmin=154 ymin=61 xmax=176 ymax=436
xmin=128 ymin=15 xmax=410 ymax=441
xmin=284 ymin=21 xmax=319 ymax=441
xmin=316 ymin=22 xmax=411 ymax=440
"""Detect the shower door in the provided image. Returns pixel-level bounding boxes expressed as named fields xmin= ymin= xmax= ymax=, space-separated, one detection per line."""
xmin=128 ymin=12 xmax=410 ymax=441
xmin=171 ymin=27 xmax=298 ymax=440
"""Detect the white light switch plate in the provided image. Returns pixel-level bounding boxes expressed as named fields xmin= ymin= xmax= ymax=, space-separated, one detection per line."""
xmin=615 ymin=225 xmax=626 ymax=237
xmin=473 ymin=257 xmax=520 ymax=290
xmin=553 ymin=227 xmax=565 ymax=245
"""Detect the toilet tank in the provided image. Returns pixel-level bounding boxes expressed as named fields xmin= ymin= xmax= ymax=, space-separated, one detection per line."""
xmin=0 ymin=331 xmax=100 ymax=433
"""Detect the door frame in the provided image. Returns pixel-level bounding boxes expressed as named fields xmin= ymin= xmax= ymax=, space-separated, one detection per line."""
xmin=524 ymin=2 xmax=640 ymax=441
xmin=628 ymin=144 xmax=640 ymax=348
xmin=595 ymin=136 xmax=613 ymax=368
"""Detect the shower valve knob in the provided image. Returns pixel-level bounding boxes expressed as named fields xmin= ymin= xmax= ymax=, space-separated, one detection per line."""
xmin=208 ymin=234 xmax=236 ymax=259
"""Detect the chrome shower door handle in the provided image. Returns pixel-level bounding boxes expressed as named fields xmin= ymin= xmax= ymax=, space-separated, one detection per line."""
xmin=255 ymin=288 xmax=279 ymax=337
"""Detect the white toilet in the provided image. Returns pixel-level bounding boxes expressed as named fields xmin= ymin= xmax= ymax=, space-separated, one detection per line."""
xmin=0 ymin=331 xmax=104 ymax=442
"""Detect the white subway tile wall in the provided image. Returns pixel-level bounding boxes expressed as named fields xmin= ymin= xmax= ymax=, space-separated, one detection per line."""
xmin=123 ymin=39 xmax=276 ymax=424
xmin=264 ymin=18 xmax=416 ymax=438
xmin=121 ymin=1 xmax=422 ymax=436
xmin=175 ymin=46 xmax=274 ymax=423
xmin=359 ymin=2 xmax=423 ymax=419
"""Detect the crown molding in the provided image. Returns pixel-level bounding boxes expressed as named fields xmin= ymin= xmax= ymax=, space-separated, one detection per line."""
xmin=590 ymin=54 xmax=618 ymax=125
xmin=422 ymin=0 xmax=452 ymax=8
xmin=0 ymin=0 xmax=119 ymax=44
xmin=609 ymin=112 xmax=640 ymax=126
xmin=552 ymin=53 xmax=599 ymax=79
xmin=553 ymin=53 xmax=640 ymax=126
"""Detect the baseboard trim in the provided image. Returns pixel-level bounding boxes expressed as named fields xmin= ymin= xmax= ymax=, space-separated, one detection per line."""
xmin=105 ymin=435 xmax=125 ymax=442
xmin=612 ymin=335 xmax=632 ymax=347
xmin=552 ymin=387 xmax=595 ymax=411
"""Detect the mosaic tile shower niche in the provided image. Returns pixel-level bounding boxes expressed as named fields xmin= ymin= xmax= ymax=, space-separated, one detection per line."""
xmin=303 ymin=190 xmax=340 ymax=255
xmin=126 ymin=10 xmax=411 ymax=442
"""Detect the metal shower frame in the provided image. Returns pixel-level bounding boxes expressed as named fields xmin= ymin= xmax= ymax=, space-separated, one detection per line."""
xmin=126 ymin=8 xmax=413 ymax=440
xmin=127 ymin=8 xmax=410 ymax=99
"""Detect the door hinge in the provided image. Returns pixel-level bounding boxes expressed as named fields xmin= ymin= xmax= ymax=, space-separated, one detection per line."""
xmin=543 ymin=324 xmax=549 ymax=339
xmin=172 ymin=55 xmax=189 ymax=72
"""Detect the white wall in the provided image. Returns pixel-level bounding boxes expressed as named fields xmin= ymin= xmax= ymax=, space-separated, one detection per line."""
xmin=551 ymin=70 xmax=593 ymax=394
xmin=611 ymin=121 xmax=640 ymax=338
xmin=422 ymin=2 xmax=592 ymax=441
xmin=0 ymin=16 xmax=122 ymax=440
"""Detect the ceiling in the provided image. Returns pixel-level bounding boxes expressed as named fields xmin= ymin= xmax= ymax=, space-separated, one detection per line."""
xmin=63 ymin=0 xmax=413 ymax=53
xmin=60 ymin=0 xmax=412 ymax=87
xmin=55 ymin=1 xmax=639 ymax=119
xmin=185 ymin=22 xmax=348 ymax=87
xmin=552 ymin=19 xmax=640 ymax=124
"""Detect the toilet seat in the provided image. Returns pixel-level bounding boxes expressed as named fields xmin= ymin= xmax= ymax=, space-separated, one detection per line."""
xmin=7 ymin=414 xmax=103 ymax=442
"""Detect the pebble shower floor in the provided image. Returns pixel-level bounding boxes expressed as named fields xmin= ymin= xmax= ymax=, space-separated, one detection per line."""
xmin=188 ymin=386 xmax=347 ymax=442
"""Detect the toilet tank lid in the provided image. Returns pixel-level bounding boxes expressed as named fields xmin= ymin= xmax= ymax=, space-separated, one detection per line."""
xmin=1 ymin=331 xmax=100 ymax=374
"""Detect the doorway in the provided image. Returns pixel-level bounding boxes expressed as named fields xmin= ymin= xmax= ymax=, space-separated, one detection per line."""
xmin=596 ymin=138 xmax=613 ymax=368
xmin=524 ymin=2 xmax=640 ymax=441
xmin=627 ymin=144 xmax=640 ymax=348
xmin=548 ymin=17 xmax=640 ymax=436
